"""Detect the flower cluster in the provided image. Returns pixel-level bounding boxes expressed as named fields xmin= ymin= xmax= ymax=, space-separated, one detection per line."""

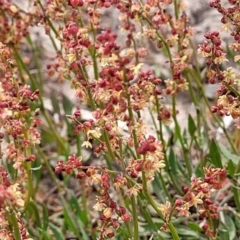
xmin=37 ymin=0 xmax=197 ymax=238
xmin=0 ymin=42 xmax=39 ymax=239
xmin=159 ymin=167 xmax=226 ymax=238
xmin=0 ymin=1 xmax=38 ymax=46
xmin=29 ymin=0 xmax=236 ymax=239
xmin=55 ymin=154 xmax=131 ymax=239
xmin=199 ymin=0 xmax=240 ymax=126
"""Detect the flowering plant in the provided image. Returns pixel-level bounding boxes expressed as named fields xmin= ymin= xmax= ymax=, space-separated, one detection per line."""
xmin=0 ymin=0 xmax=239 ymax=239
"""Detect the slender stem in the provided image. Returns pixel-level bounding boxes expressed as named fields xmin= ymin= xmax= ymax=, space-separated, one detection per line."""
xmin=158 ymin=172 xmax=173 ymax=202
xmin=125 ymin=223 xmax=133 ymax=238
xmin=131 ymin=196 xmax=139 ymax=240
xmin=225 ymin=83 xmax=240 ymax=99
xmin=172 ymin=94 xmax=192 ymax=176
xmin=155 ymin=95 xmax=183 ymax=194
xmin=76 ymin=134 xmax=82 ymax=156
xmin=103 ymin=129 xmax=116 ymax=162
xmin=23 ymin=163 xmax=34 ymax=212
xmin=41 ymin=109 xmax=68 ymax=153
xmin=142 ymin=16 xmax=173 ymax=63
xmin=36 ymin=0 xmax=61 ymax=39
xmin=232 ymin=186 xmax=240 ymax=212
xmin=22 ymin=126 xmax=34 ymax=211
xmin=189 ymin=68 xmax=237 ymax=154
xmin=142 ymin=170 xmax=180 ymax=240
xmin=8 ymin=210 xmax=22 ymax=240
xmin=123 ymin=70 xmax=140 ymax=158
xmin=173 ymin=0 xmax=179 ymax=19
xmin=36 ymin=145 xmax=63 ymax=190
xmin=168 ymin=222 xmax=180 ymax=240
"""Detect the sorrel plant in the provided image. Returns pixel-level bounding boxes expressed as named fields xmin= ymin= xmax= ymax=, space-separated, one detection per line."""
xmin=0 ymin=0 xmax=240 ymax=239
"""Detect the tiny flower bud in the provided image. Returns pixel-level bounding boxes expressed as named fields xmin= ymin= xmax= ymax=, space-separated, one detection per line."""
xmin=175 ymin=199 xmax=183 ymax=206
xmin=74 ymin=110 xmax=81 ymax=117
xmin=26 ymin=154 xmax=36 ymax=162
xmin=117 ymin=206 xmax=126 ymax=216
xmin=121 ymin=213 xmax=131 ymax=223
xmin=69 ymin=0 xmax=83 ymax=7
xmin=0 ymin=132 xmax=4 ymax=139
xmin=105 ymin=123 xmax=112 ymax=131
xmin=77 ymin=171 xmax=86 ymax=179
xmin=109 ymin=201 xmax=117 ymax=209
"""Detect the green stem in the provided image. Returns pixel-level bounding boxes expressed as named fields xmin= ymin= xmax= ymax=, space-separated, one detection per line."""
xmin=125 ymin=223 xmax=133 ymax=238
xmin=232 ymin=186 xmax=240 ymax=212
xmin=142 ymin=171 xmax=180 ymax=240
xmin=173 ymin=0 xmax=179 ymax=19
xmin=36 ymin=145 xmax=62 ymax=190
xmin=225 ymin=83 xmax=240 ymax=99
xmin=23 ymin=163 xmax=34 ymax=212
xmin=123 ymin=70 xmax=140 ymax=158
xmin=172 ymin=94 xmax=192 ymax=177
xmin=142 ymin=16 xmax=173 ymax=63
xmin=155 ymin=95 xmax=183 ymax=194
xmin=158 ymin=172 xmax=173 ymax=203
xmin=76 ymin=134 xmax=82 ymax=156
xmin=22 ymin=127 xmax=34 ymax=210
xmin=131 ymin=196 xmax=139 ymax=240
xmin=36 ymin=0 xmax=61 ymax=39
xmin=8 ymin=210 xmax=22 ymax=240
xmin=14 ymin=51 xmax=38 ymax=90
xmin=168 ymin=222 xmax=180 ymax=240
xmin=103 ymin=129 xmax=116 ymax=162
xmin=41 ymin=109 xmax=68 ymax=154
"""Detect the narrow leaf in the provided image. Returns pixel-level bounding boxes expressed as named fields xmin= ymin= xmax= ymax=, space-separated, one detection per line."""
xmin=209 ymin=139 xmax=222 ymax=168
xmin=169 ymin=148 xmax=177 ymax=175
xmin=49 ymin=223 xmax=65 ymax=240
xmin=188 ymin=115 xmax=196 ymax=137
xmin=219 ymin=143 xmax=240 ymax=165
xmin=62 ymin=94 xmax=73 ymax=115
xmin=227 ymin=160 xmax=235 ymax=178
xmin=42 ymin=204 xmax=49 ymax=231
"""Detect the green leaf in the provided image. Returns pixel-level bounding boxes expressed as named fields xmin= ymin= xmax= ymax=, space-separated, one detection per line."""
xmin=222 ymin=214 xmax=236 ymax=240
xmin=188 ymin=114 xmax=196 ymax=137
xmin=219 ymin=229 xmax=229 ymax=240
xmin=118 ymin=226 xmax=131 ymax=239
xmin=176 ymin=159 xmax=189 ymax=180
xmin=69 ymin=196 xmax=88 ymax=226
xmin=158 ymin=232 xmax=172 ymax=239
xmin=62 ymin=94 xmax=73 ymax=115
xmin=227 ymin=160 xmax=235 ymax=177
xmin=31 ymin=158 xmax=42 ymax=190
xmin=50 ymin=93 xmax=61 ymax=115
xmin=226 ymin=43 xmax=235 ymax=62
xmin=39 ymin=231 xmax=51 ymax=240
xmin=41 ymin=127 xmax=56 ymax=143
xmin=209 ymin=139 xmax=222 ymax=168
xmin=42 ymin=204 xmax=49 ymax=231
xmin=49 ymin=223 xmax=65 ymax=240
xmin=137 ymin=201 xmax=159 ymax=233
xmin=219 ymin=143 xmax=240 ymax=165
xmin=195 ymin=163 xmax=204 ymax=178
xmin=169 ymin=148 xmax=177 ymax=175
xmin=27 ymin=201 xmax=42 ymax=229
xmin=62 ymin=197 xmax=89 ymax=240
xmin=62 ymin=200 xmax=78 ymax=234
xmin=234 ymin=215 xmax=240 ymax=229
xmin=188 ymin=222 xmax=202 ymax=232
xmin=175 ymin=225 xmax=200 ymax=237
